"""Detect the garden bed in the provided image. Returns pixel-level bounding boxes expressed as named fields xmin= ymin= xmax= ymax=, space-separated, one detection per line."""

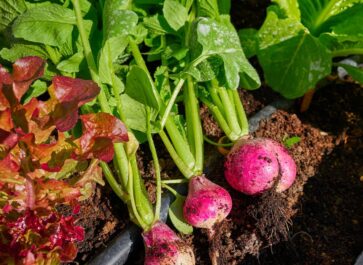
xmin=1 ymin=0 xmax=362 ymax=264
xmin=70 ymin=80 xmax=362 ymax=265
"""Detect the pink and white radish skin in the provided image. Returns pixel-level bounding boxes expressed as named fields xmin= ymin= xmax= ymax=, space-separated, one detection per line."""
xmin=183 ymin=175 xmax=232 ymax=265
xmin=142 ymin=221 xmax=195 ymax=265
xmin=224 ymin=138 xmax=296 ymax=195
xmin=183 ymin=175 xmax=232 ymax=230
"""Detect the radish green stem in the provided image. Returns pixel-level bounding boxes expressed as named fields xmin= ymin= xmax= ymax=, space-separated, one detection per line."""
xmin=209 ymin=84 xmax=225 ymax=117
xmin=199 ymin=97 xmax=236 ymax=140
xmin=129 ymin=34 xmax=200 ymax=179
xmin=203 ymin=135 xmax=234 ymax=147
xmin=129 ymin=39 xmax=149 ymax=74
xmin=161 ymin=183 xmax=178 ymax=196
xmin=165 ymin=117 xmax=195 ymax=169
xmin=146 ymin=108 xmax=162 ymax=222
xmin=128 ymin=161 xmax=147 ymax=230
xmin=218 ymin=87 xmax=241 ymax=136
xmin=100 ymin=162 xmax=129 ymax=202
xmin=130 ymin=155 xmax=154 ymax=227
xmin=161 ymin=179 xmax=189 ymax=184
xmin=232 ymin=89 xmax=249 ymax=135
xmin=160 ymin=78 xmax=185 ymax=129
xmin=159 ymin=130 xmax=194 ymax=179
xmin=332 ymin=48 xmax=363 ymax=57
xmin=185 ymin=77 xmax=203 ymax=173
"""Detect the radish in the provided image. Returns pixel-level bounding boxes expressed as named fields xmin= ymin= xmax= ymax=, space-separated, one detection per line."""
xmin=224 ymin=138 xmax=296 ymax=195
xmin=183 ymin=175 xmax=231 ymax=265
xmin=183 ymin=175 xmax=232 ymax=230
xmin=142 ymin=221 xmax=195 ymax=265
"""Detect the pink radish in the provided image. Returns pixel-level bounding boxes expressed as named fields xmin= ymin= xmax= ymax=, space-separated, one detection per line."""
xmin=183 ymin=175 xmax=232 ymax=265
xmin=183 ymin=175 xmax=232 ymax=230
xmin=142 ymin=221 xmax=195 ymax=265
xmin=224 ymin=138 xmax=296 ymax=195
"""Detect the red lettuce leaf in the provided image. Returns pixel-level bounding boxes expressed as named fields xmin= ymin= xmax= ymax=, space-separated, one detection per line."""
xmin=12 ymin=56 xmax=45 ymax=101
xmin=75 ymin=113 xmax=129 ymax=162
xmin=50 ymin=76 xmax=100 ymax=132
xmin=0 ymin=108 xmax=14 ymax=131
xmin=0 ymin=66 xmax=12 ymax=110
xmin=0 ymin=208 xmax=84 ymax=264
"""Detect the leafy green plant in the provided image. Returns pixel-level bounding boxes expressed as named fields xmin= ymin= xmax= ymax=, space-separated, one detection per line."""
xmin=239 ymin=0 xmax=363 ymax=99
xmin=0 ymin=56 xmax=128 ymax=264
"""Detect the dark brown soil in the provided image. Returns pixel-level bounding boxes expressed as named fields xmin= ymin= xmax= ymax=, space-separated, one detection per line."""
xmin=240 ymin=83 xmax=363 ymax=265
xmin=61 ymin=184 xmax=129 ymax=263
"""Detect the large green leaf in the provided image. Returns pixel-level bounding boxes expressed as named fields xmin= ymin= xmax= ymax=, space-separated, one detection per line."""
xmin=258 ymin=31 xmax=332 ymax=98
xmin=125 ymin=66 xmax=160 ymax=110
xmin=191 ymin=16 xmax=260 ymax=89
xmin=163 ymin=0 xmax=188 ymax=31
xmin=258 ymin=11 xmax=306 ymax=49
xmin=321 ymin=3 xmax=363 ymax=38
xmin=218 ymin=0 xmax=231 ymax=14
xmin=103 ymin=0 xmax=136 ymax=41
xmin=319 ymin=32 xmax=363 ymax=57
xmin=99 ymin=1 xmax=137 ymax=85
xmin=0 ymin=0 xmax=26 ymax=32
xmin=12 ymin=4 xmax=76 ymax=47
xmin=0 ymin=43 xmax=48 ymax=62
xmin=298 ymin=0 xmax=362 ymax=35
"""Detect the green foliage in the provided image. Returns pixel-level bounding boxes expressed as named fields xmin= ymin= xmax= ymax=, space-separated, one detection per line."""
xmin=169 ymin=194 xmax=193 ymax=235
xmin=283 ymin=136 xmax=301 ymax=149
xmin=239 ymin=0 xmax=363 ymax=98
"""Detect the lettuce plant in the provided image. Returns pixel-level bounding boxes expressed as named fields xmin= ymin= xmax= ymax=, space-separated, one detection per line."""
xmin=239 ymin=0 xmax=363 ymax=99
xmin=0 ymin=56 xmax=128 ymax=264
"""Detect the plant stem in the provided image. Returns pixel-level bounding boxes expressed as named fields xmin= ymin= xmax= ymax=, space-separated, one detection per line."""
xmin=332 ymin=48 xmax=363 ymax=57
xmin=161 ymin=183 xmax=178 ymax=196
xmin=199 ymin=97 xmax=236 ymax=140
xmin=160 ymin=78 xmax=185 ymax=129
xmin=159 ymin=130 xmax=194 ymax=178
xmin=73 ymin=0 xmax=114 ymax=115
xmin=100 ymin=162 xmax=129 ymax=202
xmin=161 ymin=179 xmax=189 ymax=184
xmin=129 ymin=39 xmax=149 ymax=73
xmin=165 ymin=117 xmax=195 ymax=169
xmin=203 ymin=135 xmax=234 ymax=147
xmin=129 ymin=35 xmax=197 ymax=178
xmin=146 ymin=108 xmax=162 ymax=222
xmin=130 ymin=154 xmax=154 ymax=227
xmin=210 ymin=80 xmax=225 ymax=117
xmin=231 ymin=89 xmax=248 ymax=136
xmin=127 ymin=161 xmax=147 ymax=230
xmin=218 ymin=86 xmax=242 ymax=136
xmin=185 ymin=77 xmax=203 ymax=173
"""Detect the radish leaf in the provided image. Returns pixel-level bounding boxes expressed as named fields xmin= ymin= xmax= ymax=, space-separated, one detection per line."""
xmin=169 ymin=194 xmax=193 ymax=235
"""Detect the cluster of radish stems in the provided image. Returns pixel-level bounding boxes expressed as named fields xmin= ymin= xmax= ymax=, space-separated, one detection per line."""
xmin=72 ymin=0 xmax=247 ymax=234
